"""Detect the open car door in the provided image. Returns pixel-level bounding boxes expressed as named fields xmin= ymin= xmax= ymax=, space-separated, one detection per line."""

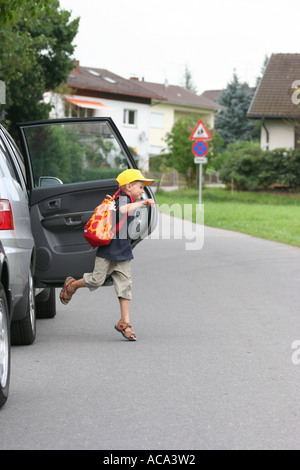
xmin=17 ymin=118 xmax=157 ymax=287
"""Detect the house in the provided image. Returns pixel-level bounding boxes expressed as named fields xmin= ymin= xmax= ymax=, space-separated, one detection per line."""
xmin=46 ymin=62 xmax=219 ymax=170
xmin=247 ymin=53 xmax=300 ymax=150
xmin=46 ymin=61 xmax=164 ymax=170
xmin=135 ymin=80 xmax=219 ymax=157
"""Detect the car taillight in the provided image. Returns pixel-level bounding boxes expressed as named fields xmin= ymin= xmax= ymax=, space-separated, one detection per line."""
xmin=0 ymin=200 xmax=14 ymax=230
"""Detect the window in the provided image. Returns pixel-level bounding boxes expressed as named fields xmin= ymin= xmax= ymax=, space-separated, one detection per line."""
xmin=20 ymin=121 xmax=130 ymax=186
xmin=103 ymin=77 xmax=116 ymax=84
xmin=65 ymin=102 xmax=94 ymax=118
xmin=0 ymin=136 xmax=22 ymax=186
xmin=123 ymin=109 xmax=137 ymax=126
xmin=150 ymin=112 xmax=164 ymax=128
xmin=3 ymin=131 xmax=27 ymax=184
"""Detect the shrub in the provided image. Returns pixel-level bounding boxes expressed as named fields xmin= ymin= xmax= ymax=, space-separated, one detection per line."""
xmin=219 ymin=142 xmax=300 ymax=191
xmin=81 ymin=167 xmax=121 ymax=182
xmin=219 ymin=141 xmax=264 ymax=190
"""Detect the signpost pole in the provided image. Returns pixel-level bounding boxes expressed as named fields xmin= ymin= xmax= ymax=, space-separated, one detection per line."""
xmin=194 ymin=158 xmax=207 ymax=211
xmin=190 ymin=120 xmax=212 ymax=213
xmin=199 ymin=163 xmax=202 ymax=209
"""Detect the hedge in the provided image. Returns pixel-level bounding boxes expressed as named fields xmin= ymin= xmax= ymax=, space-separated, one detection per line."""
xmin=219 ymin=141 xmax=300 ymax=191
xmin=81 ymin=167 xmax=122 ymax=182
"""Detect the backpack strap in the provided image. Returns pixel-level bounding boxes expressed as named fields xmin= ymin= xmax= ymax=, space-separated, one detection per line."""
xmin=113 ymin=188 xmax=122 ymax=199
xmin=113 ymin=188 xmax=134 ymax=203
xmin=113 ymin=190 xmax=135 ymax=233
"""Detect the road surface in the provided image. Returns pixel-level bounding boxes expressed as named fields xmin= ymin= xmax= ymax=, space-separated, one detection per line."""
xmin=1 ymin=214 xmax=300 ymax=450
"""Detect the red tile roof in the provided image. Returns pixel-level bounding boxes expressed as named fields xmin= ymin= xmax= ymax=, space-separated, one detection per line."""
xmin=67 ymin=63 xmax=219 ymax=110
xmin=247 ymin=53 xmax=300 ymax=118
xmin=139 ymin=81 xmax=220 ymax=110
xmin=67 ymin=64 xmax=164 ymax=101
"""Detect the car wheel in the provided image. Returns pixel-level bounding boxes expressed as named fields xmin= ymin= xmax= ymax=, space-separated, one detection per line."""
xmin=0 ymin=283 xmax=10 ymax=408
xmin=11 ymin=268 xmax=36 ymax=346
xmin=36 ymin=287 xmax=56 ymax=319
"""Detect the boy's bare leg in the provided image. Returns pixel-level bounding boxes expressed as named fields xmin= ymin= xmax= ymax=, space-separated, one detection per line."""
xmin=118 ymin=297 xmax=136 ymax=339
xmin=119 ymin=297 xmax=130 ymax=324
xmin=71 ymin=278 xmax=85 ymax=290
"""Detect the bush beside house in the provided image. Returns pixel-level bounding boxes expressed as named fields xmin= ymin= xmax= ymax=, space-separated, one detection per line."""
xmin=219 ymin=141 xmax=300 ymax=191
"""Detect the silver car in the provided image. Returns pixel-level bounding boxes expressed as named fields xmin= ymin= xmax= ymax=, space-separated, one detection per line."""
xmin=0 ymin=117 xmax=157 ymax=408
xmin=0 ymin=126 xmax=36 ymax=408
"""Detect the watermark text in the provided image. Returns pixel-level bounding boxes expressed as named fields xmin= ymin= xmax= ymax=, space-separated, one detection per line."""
xmin=291 ymin=340 xmax=300 ymax=365
xmin=291 ymin=80 xmax=300 ymax=105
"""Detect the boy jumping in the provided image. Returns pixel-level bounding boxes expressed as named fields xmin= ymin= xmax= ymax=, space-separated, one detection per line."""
xmin=59 ymin=169 xmax=155 ymax=341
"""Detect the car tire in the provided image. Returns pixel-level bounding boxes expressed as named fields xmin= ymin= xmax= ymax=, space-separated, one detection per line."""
xmin=36 ymin=287 xmax=56 ymax=319
xmin=0 ymin=283 xmax=11 ymax=408
xmin=11 ymin=268 xmax=36 ymax=346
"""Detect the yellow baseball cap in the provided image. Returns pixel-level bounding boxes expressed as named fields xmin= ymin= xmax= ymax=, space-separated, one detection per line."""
xmin=116 ymin=169 xmax=154 ymax=186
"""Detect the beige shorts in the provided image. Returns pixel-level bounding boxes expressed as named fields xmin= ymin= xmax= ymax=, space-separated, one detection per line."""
xmin=83 ymin=257 xmax=132 ymax=300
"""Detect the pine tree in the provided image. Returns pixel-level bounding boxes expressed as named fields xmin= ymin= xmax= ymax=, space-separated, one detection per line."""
xmin=215 ymin=73 xmax=259 ymax=146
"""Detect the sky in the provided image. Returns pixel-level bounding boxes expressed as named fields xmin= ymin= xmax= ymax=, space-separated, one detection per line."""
xmin=58 ymin=0 xmax=300 ymax=94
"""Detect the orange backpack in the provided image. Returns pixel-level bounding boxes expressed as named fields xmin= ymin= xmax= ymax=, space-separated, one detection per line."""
xmin=84 ymin=189 xmax=134 ymax=248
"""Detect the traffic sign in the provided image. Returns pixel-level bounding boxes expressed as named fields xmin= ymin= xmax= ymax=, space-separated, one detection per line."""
xmin=192 ymin=140 xmax=209 ymax=157
xmin=194 ymin=156 xmax=208 ymax=164
xmin=190 ymin=119 xmax=212 ymax=141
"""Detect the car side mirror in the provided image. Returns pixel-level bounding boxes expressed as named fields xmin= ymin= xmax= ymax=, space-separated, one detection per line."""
xmin=39 ymin=176 xmax=63 ymax=187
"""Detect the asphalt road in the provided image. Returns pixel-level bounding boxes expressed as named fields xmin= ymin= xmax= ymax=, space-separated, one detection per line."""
xmin=1 ymin=213 xmax=300 ymax=450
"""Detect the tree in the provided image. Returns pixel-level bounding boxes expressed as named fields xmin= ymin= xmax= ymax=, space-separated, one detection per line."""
xmin=181 ymin=65 xmax=197 ymax=93
xmin=0 ymin=0 xmax=48 ymax=25
xmin=165 ymin=117 xmax=197 ymax=187
xmin=164 ymin=116 xmax=221 ymax=187
xmin=255 ymin=54 xmax=269 ymax=87
xmin=206 ymin=129 xmax=224 ymax=172
xmin=0 ymin=0 xmax=79 ymax=134
xmin=215 ymin=72 xmax=260 ymax=146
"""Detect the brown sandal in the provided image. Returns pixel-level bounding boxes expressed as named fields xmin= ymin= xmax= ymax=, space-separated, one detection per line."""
xmin=60 ymin=277 xmax=76 ymax=305
xmin=115 ymin=320 xmax=136 ymax=341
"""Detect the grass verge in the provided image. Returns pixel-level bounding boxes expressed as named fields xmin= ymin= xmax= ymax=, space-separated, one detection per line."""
xmin=155 ymin=188 xmax=300 ymax=247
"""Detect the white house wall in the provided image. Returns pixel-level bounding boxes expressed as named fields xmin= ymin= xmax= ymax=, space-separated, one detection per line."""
xmin=261 ymin=119 xmax=295 ymax=150
xmin=93 ymin=97 xmax=151 ymax=172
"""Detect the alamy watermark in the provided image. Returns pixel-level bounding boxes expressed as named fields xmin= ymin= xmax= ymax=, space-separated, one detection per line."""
xmin=0 ymin=80 xmax=5 ymax=105
xmin=291 ymin=340 xmax=300 ymax=365
xmin=110 ymin=203 xmax=205 ymax=251
xmin=147 ymin=203 xmax=205 ymax=251
xmin=291 ymin=80 xmax=300 ymax=105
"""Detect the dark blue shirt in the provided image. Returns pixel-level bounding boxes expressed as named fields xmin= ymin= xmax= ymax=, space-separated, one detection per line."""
xmin=96 ymin=194 xmax=134 ymax=260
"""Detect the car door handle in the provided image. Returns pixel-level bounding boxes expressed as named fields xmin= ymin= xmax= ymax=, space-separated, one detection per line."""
xmin=65 ymin=216 xmax=82 ymax=226
xmin=46 ymin=198 xmax=61 ymax=210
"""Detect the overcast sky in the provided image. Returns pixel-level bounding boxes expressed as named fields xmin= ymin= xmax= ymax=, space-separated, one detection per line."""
xmin=59 ymin=0 xmax=300 ymax=94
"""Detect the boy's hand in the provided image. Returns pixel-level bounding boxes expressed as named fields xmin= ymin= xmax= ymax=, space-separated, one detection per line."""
xmin=119 ymin=198 xmax=156 ymax=215
xmin=142 ymin=198 xmax=156 ymax=206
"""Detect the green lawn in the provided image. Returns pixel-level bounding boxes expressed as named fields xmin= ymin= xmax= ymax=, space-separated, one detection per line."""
xmin=155 ymin=188 xmax=300 ymax=247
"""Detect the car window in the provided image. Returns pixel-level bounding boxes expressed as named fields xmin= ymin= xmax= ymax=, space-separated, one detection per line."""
xmin=20 ymin=120 xmax=132 ymax=187
xmin=3 ymin=131 xmax=27 ymax=185
xmin=0 ymin=137 xmax=23 ymax=187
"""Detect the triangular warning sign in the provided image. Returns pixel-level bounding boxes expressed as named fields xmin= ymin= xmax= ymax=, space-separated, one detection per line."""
xmin=190 ymin=120 xmax=212 ymax=141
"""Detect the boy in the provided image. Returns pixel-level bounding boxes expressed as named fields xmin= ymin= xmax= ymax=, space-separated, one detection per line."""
xmin=59 ymin=169 xmax=155 ymax=341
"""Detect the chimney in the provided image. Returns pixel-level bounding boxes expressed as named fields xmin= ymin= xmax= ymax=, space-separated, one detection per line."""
xmin=72 ymin=60 xmax=80 ymax=74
